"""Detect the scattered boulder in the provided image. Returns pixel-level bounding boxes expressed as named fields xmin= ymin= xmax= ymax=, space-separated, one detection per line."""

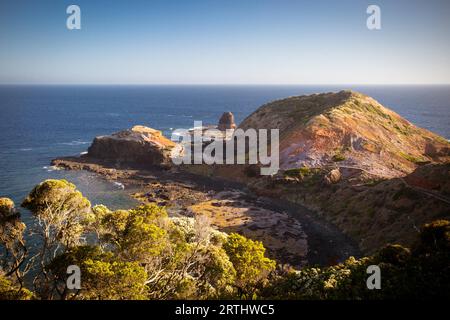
xmin=324 ymin=168 xmax=341 ymax=185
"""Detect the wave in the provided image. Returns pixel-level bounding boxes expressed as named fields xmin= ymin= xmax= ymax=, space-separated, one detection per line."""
xmin=58 ymin=140 xmax=90 ymax=146
xmin=43 ymin=165 xmax=62 ymax=172
xmin=113 ymin=182 xmax=125 ymax=190
xmin=19 ymin=148 xmax=33 ymax=152
xmin=188 ymin=126 xmax=204 ymax=131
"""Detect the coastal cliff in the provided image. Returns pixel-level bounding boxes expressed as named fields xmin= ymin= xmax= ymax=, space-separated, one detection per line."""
xmin=86 ymin=125 xmax=175 ymax=167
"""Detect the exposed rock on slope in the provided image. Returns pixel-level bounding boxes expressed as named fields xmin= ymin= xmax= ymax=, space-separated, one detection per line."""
xmin=222 ymin=91 xmax=450 ymax=252
xmin=87 ymin=125 xmax=175 ymax=167
xmin=239 ymin=90 xmax=450 ymax=178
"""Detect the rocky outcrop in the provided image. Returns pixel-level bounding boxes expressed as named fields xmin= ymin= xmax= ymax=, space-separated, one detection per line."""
xmin=218 ymin=112 xmax=236 ymax=131
xmin=87 ymin=125 xmax=175 ymax=167
xmin=0 ymin=198 xmax=15 ymax=219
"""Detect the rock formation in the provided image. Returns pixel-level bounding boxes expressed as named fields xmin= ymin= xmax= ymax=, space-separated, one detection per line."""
xmin=87 ymin=125 xmax=175 ymax=167
xmin=0 ymin=198 xmax=16 ymax=219
xmin=218 ymin=112 xmax=236 ymax=131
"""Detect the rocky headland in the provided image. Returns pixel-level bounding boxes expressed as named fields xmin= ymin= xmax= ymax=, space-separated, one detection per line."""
xmin=52 ymin=90 xmax=450 ymax=262
xmin=203 ymin=90 xmax=450 ymax=252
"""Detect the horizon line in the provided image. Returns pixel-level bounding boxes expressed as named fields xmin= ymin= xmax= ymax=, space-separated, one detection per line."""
xmin=1 ymin=83 xmax=450 ymax=86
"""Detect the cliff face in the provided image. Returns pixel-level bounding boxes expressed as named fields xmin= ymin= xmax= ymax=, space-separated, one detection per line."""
xmin=239 ymin=90 xmax=450 ymax=178
xmin=87 ymin=125 xmax=175 ymax=167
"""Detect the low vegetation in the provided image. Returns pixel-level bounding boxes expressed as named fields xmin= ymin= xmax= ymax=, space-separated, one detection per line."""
xmin=1 ymin=180 xmax=276 ymax=300
xmin=283 ymin=167 xmax=320 ymax=179
xmin=1 ymin=179 xmax=449 ymax=300
xmin=398 ymin=151 xmax=425 ymax=164
xmin=332 ymin=153 xmax=346 ymax=162
xmin=263 ymin=220 xmax=450 ymax=299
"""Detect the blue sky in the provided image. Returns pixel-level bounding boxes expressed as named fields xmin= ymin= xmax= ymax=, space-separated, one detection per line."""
xmin=1 ymin=0 xmax=449 ymax=84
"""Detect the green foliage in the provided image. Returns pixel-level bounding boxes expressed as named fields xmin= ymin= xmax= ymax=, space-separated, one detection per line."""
xmin=398 ymin=151 xmax=424 ymax=164
xmin=21 ymin=179 xmax=91 ymax=248
xmin=3 ymin=181 xmax=258 ymax=300
xmin=262 ymin=221 xmax=450 ymax=300
xmin=223 ymin=233 xmax=276 ymax=297
xmin=0 ymin=274 xmax=33 ymax=300
xmin=22 ymin=179 xmax=90 ymax=216
xmin=85 ymin=204 xmax=239 ymax=299
xmin=0 ymin=198 xmax=27 ymax=281
xmin=375 ymin=244 xmax=411 ymax=265
xmin=3 ymin=178 xmax=449 ymax=300
xmin=417 ymin=219 xmax=450 ymax=252
xmin=48 ymin=246 xmax=147 ymax=300
xmin=332 ymin=153 xmax=346 ymax=162
xmin=83 ymin=259 xmax=147 ymax=300
xmin=393 ymin=123 xmax=412 ymax=136
xmin=284 ymin=167 xmax=313 ymax=178
xmin=195 ymin=245 xmax=237 ymax=298
xmin=92 ymin=204 xmax=169 ymax=260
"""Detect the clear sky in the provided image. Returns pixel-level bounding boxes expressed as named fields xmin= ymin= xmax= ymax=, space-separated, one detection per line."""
xmin=1 ymin=0 xmax=450 ymax=84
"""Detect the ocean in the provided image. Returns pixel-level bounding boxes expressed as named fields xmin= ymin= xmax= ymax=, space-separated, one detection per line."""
xmin=1 ymin=85 xmax=449 ymax=214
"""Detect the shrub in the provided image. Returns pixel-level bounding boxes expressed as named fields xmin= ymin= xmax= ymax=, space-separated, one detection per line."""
xmin=223 ymin=233 xmax=276 ymax=297
xmin=332 ymin=153 xmax=346 ymax=162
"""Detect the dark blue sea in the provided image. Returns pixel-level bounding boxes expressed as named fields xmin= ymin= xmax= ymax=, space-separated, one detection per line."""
xmin=1 ymin=85 xmax=449 ymax=213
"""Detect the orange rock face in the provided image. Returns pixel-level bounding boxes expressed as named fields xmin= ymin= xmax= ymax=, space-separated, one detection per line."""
xmin=87 ymin=125 xmax=175 ymax=167
xmin=239 ymin=90 xmax=450 ymax=179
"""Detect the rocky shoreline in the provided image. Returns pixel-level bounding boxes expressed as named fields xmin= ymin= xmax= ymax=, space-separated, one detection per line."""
xmin=51 ymin=90 xmax=450 ymax=264
xmin=51 ymin=155 xmax=360 ymax=268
